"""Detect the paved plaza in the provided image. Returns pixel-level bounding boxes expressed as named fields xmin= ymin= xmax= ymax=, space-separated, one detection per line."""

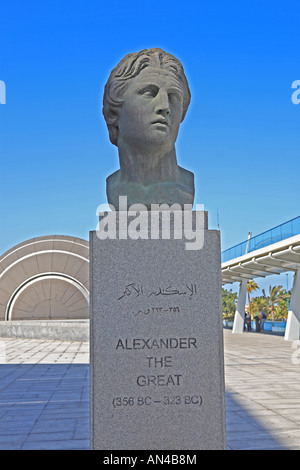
xmin=0 ymin=329 xmax=299 ymax=450
xmin=224 ymin=329 xmax=300 ymax=450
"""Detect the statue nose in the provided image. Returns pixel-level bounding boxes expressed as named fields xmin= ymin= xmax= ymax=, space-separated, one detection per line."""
xmin=154 ymin=91 xmax=170 ymax=116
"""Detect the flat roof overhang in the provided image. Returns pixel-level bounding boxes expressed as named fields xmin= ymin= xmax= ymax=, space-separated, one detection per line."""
xmin=222 ymin=234 xmax=300 ymax=284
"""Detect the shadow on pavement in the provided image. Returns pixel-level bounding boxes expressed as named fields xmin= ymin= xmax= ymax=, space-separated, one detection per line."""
xmin=226 ymin=391 xmax=288 ymax=450
xmin=0 ymin=363 xmax=289 ymax=450
xmin=0 ymin=363 xmax=89 ymax=450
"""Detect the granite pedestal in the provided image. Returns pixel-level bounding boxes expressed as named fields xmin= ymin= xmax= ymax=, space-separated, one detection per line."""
xmin=90 ymin=211 xmax=226 ymax=450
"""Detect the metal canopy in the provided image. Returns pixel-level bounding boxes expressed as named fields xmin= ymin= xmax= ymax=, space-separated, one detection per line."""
xmin=222 ymin=234 xmax=300 ymax=284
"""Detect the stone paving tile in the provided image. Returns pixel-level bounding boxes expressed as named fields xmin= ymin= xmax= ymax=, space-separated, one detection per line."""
xmin=223 ymin=329 xmax=300 ymax=450
xmin=0 ymin=331 xmax=300 ymax=450
xmin=21 ymin=438 xmax=90 ymax=450
xmin=0 ymin=341 xmax=90 ymax=450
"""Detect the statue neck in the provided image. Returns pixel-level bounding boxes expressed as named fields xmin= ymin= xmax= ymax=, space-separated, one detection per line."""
xmin=117 ymin=142 xmax=179 ymax=186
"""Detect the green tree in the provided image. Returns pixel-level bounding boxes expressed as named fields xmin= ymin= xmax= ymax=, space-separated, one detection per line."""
xmin=273 ymin=288 xmax=291 ymax=320
xmin=222 ymin=288 xmax=238 ymax=321
xmin=250 ymin=295 xmax=269 ymax=316
xmin=274 ymin=299 xmax=287 ymax=320
xmin=266 ymin=285 xmax=287 ymax=321
xmin=247 ymin=280 xmax=259 ymax=316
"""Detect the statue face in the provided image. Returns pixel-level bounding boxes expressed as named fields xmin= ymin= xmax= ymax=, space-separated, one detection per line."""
xmin=117 ymin=67 xmax=184 ymax=153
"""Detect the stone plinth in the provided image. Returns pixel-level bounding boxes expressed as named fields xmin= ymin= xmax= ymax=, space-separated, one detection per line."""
xmin=90 ymin=211 xmax=226 ymax=450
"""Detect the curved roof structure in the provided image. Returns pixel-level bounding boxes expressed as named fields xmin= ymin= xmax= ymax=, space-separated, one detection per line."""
xmin=0 ymin=235 xmax=89 ymax=321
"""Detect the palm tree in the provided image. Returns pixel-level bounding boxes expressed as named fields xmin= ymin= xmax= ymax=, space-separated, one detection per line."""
xmin=250 ymin=295 xmax=268 ymax=315
xmin=247 ymin=280 xmax=259 ymax=316
xmin=267 ymin=285 xmax=286 ymax=321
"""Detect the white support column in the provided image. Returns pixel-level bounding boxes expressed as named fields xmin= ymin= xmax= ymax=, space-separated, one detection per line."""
xmin=285 ymin=269 xmax=300 ymax=341
xmin=232 ymin=279 xmax=247 ymax=334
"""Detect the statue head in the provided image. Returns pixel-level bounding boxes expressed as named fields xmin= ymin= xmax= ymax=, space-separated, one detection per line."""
xmin=103 ymin=48 xmax=191 ymax=147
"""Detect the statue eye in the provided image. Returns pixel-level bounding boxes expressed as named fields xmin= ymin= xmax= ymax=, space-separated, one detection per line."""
xmin=144 ymin=90 xmax=154 ymax=97
xmin=168 ymin=92 xmax=180 ymax=103
xmin=140 ymin=86 xmax=158 ymax=98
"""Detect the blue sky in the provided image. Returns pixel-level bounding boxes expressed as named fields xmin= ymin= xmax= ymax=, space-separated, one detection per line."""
xmin=0 ymin=0 xmax=299 ymax=294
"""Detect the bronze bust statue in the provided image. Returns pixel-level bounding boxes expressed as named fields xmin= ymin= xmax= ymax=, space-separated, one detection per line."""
xmin=103 ymin=48 xmax=194 ymax=210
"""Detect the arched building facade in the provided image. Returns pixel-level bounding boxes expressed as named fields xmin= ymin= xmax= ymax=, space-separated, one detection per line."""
xmin=0 ymin=235 xmax=89 ymax=321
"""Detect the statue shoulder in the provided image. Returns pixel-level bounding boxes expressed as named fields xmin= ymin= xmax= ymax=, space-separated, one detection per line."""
xmin=106 ymin=170 xmax=121 ymax=191
xmin=106 ymin=170 xmax=121 ymax=208
xmin=178 ymin=166 xmax=194 ymax=188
